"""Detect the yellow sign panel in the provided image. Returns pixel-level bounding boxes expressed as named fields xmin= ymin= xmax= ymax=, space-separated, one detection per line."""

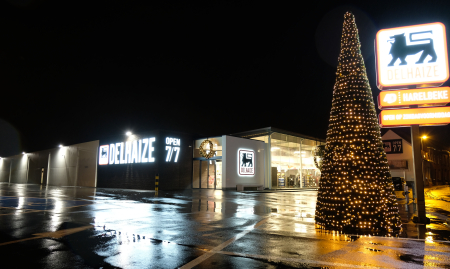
xmin=379 ymin=106 xmax=450 ymax=127
xmin=378 ymin=87 xmax=450 ymax=109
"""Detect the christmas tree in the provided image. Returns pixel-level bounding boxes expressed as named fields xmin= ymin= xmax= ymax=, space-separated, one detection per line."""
xmin=315 ymin=12 xmax=401 ymax=234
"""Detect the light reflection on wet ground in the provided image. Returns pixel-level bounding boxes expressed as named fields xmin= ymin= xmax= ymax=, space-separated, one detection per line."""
xmin=1 ymin=183 xmax=450 ymax=268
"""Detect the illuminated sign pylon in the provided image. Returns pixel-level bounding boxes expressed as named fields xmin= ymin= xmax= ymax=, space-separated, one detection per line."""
xmin=379 ymin=106 xmax=450 ymax=127
xmin=376 ymin=22 xmax=449 ymax=90
xmin=378 ymin=86 xmax=450 ymax=109
xmin=376 ymin=22 xmax=450 ymax=128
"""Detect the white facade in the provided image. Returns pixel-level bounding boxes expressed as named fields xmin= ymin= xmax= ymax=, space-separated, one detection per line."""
xmin=382 ymin=130 xmax=414 ymax=182
xmin=222 ymin=135 xmax=266 ymax=189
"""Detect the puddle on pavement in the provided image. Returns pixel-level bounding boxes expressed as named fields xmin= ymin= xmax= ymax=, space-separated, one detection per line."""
xmin=366 ymin=247 xmax=383 ymax=252
xmin=398 ymin=254 xmax=424 ymax=265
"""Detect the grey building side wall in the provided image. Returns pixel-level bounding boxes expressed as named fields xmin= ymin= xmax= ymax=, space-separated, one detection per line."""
xmin=27 ymin=151 xmax=50 ymax=184
xmin=0 ymin=140 xmax=98 ymax=187
xmin=9 ymin=154 xmax=29 ymax=183
xmin=0 ymin=158 xmax=12 ymax=182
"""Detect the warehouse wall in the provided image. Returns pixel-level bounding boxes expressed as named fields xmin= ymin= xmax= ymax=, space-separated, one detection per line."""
xmin=9 ymin=154 xmax=29 ymax=183
xmin=0 ymin=158 xmax=12 ymax=182
xmin=0 ymin=140 xmax=98 ymax=187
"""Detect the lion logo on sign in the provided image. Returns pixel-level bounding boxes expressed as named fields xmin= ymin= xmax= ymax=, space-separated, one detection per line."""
xmin=101 ymin=148 xmax=108 ymax=158
xmin=241 ymin=153 xmax=253 ymax=167
xmin=388 ymin=31 xmax=437 ymax=66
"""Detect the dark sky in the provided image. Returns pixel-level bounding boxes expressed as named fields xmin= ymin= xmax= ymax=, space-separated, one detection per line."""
xmin=1 ymin=0 xmax=450 ymax=156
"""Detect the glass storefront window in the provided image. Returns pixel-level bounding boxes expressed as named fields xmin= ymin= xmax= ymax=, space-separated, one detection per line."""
xmin=250 ymin=132 xmax=325 ymax=189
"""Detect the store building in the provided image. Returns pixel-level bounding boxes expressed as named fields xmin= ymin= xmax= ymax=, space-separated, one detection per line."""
xmin=0 ymin=127 xmax=325 ymax=190
xmin=232 ymin=127 xmax=326 ymax=189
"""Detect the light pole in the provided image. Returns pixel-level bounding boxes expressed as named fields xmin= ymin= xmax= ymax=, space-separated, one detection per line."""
xmin=411 ymin=125 xmax=428 ymax=224
xmin=421 ymin=136 xmax=427 ymax=186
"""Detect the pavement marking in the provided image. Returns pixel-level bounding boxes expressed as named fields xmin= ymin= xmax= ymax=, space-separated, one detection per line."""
xmin=0 ymin=225 xmax=94 ymax=247
xmin=0 ymin=203 xmax=92 ymax=216
xmin=215 ymin=250 xmax=380 ymax=268
xmin=179 ymin=217 xmax=270 ymax=269
xmin=0 ymin=208 xmax=43 ymax=216
xmin=0 ymin=196 xmax=93 ymax=211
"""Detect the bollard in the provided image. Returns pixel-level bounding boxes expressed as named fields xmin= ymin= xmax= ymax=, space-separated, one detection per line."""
xmin=404 ymin=185 xmax=410 ymax=204
xmin=155 ymin=174 xmax=159 ymax=191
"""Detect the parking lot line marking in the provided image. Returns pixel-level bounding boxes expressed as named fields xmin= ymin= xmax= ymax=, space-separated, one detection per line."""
xmin=215 ymin=250 xmax=379 ymax=268
xmin=0 ymin=202 xmax=92 ymax=215
xmin=0 ymin=225 xmax=94 ymax=247
xmin=179 ymin=217 xmax=269 ymax=269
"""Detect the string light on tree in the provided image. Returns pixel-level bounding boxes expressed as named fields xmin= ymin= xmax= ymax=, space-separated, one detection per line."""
xmin=314 ymin=12 xmax=401 ymax=235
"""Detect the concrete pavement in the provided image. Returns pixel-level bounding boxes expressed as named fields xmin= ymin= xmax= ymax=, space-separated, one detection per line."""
xmin=1 ymin=183 xmax=450 ymax=268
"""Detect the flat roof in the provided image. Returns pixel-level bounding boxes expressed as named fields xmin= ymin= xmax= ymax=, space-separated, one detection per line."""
xmin=230 ymin=127 xmax=326 ymax=142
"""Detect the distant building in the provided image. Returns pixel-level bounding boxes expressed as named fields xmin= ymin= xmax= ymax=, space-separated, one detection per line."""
xmin=422 ymin=145 xmax=450 ymax=186
xmin=381 ymin=128 xmax=450 ymax=187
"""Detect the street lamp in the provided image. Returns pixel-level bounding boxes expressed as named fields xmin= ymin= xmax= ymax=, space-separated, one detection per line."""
xmin=126 ymin=131 xmax=132 ymax=136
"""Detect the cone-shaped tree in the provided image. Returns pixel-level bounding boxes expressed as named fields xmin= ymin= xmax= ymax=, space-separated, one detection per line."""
xmin=315 ymin=12 xmax=401 ymax=234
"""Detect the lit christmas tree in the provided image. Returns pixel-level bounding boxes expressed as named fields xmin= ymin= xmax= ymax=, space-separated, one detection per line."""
xmin=315 ymin=12 xmax=401 ymax=234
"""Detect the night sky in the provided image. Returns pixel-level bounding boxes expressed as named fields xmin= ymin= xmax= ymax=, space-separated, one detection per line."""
xmin=1 ymin=0 xmax=450 ymax=156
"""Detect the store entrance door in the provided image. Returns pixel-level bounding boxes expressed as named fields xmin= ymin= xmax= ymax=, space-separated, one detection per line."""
xmin=200 ymin=160 xmax=215 ymax=189
xmin=193 ymin=159 xmax=222 ymax=189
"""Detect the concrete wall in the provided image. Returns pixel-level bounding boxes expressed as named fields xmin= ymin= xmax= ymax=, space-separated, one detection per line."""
xmin=0 ymin=140 xmax=98 ymax=187
xmin=382 ymin=130 xmax=414 ymax=182
xmin=222 ymin=135 xmax=266 ymax=189
xmin=48 ymin=146 xmax=78 ymax=186
xmin=0 ymin=158 xmax=12 ymax=182
xmin=9 ymin=154 xmax=29 ymax=183
xmin=26 ymin=151 xmax=50 ymax=184
xmin=48 ymin=141 xmax=98 ymax=187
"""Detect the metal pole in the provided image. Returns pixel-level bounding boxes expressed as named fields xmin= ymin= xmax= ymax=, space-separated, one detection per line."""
xmin=299 ymin=139 xmax=303 ymax=188
xmin=26 ymin=155 xmax=29 ymax=183
xmin=268 ymin=134 xmax=272 ymax=189
xmin=411 ymin=125 xmax=427 ymax=223
xmin=9 ymin=159 xmax=12 ymax=183
xmin=47 ymin=153 xmax=51 ymax=186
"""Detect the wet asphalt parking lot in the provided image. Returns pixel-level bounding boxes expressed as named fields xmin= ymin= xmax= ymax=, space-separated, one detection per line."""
xmin=2 ymin=183 xmax=450 ymax=268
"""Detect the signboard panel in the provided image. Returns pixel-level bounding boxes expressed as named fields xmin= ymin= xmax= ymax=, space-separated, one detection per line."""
xmin=98 ymin=136 xmax=182 ymax=165
xmin=378 ymin=86 xmax=450 ymax=109
xmin=238 ymin=149 xmax=255 ymax=176
xmin=383 ymin=139 xmax=403 ymax=154
xmin=376 ymin=22 xmax=449 ymax=89
xmin=388 ymin=160 xmax=408 ymax=169
xmin=379 ymin=106 xmax=450 ymax=127
xmin=99 ymin=145 xmax=109 ymax=165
